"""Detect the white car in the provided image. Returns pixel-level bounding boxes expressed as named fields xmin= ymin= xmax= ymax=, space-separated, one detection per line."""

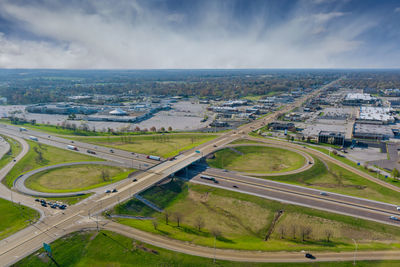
xmin=390 ymin=216 xmax=399 ymax=221
xmin=396 ymin=206 xmax=400 ymax=211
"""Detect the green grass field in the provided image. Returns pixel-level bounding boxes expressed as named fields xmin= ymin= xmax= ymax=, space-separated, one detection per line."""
xmin=70 ymin=134 xmax=218 ymax=158
xmin=0 ymin=198 xmax=39 ymax=240
xmin=112 ymin=180 xmax=400 ymax=252
xmin=3 ymin=140 xmax=102 ymax=188
xmin=0 ymin=135 xmax=22 ymax=170
xmin=207 ymin=146 xmax=305 ymax=173
xmin=25 ymin=164 xmax=134 ymax=193
xmin=15 ymin=230 xmax=400 ymax=267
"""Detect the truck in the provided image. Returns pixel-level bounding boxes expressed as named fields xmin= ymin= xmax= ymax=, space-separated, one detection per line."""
xmin=147 ymin=155 xmax=161 ymax=161
xmin=28 ymin=136 xmax=38 ymax=141
xmin=200 ymin=175 xmax=219 ymax=183
xmin=19 ymin=127 xmax=27 ymax=132
xmin=67 ymin=145 xmax=78 ymax=151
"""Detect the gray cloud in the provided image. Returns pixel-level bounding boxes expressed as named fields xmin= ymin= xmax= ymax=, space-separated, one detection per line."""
xmin=0 ymin=0 xmax=392 ymax=68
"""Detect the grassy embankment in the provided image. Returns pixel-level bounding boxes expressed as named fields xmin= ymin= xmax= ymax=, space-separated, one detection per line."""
xmin=25 ymin=164 xmax=134 ymax=193
xmin=110 ymin=179 xmax=400 ymax=252
xmin=70 ymin=134 xmax=218 ymax=158
xmin=16 ymin=230 xmax=400 ymax=267
xmin=0 ymin=135 xmax=22 ymax=169
xmin=0 ymin=198 xmax=39 ymax=240
xmin=207 ymin=146 xmax=305 ymax=173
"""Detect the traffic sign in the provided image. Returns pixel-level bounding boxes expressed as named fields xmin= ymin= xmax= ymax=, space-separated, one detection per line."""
xmin=43 ymin=243 xmax=51 ymax=255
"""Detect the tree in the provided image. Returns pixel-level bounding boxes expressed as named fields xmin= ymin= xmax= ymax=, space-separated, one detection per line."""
xmin=152 ymin=219 xmax=158 ymax=230
xmin=325 ymin=229 xmax=333 ymax=242
xmin=160 ymin=127 xmax=165 ymax=132
xmin=290 ymin=224 xmax=297 ymax=239
xmin=150 ymin=126 xmax=157 ymax=132
xmin=194 ymin=216 xmax=205 ymax=231
xmin=211 ymin=228 xmax=221 ymax=238
xmin=279 ymin=225 xmax=286 ymax=239
xmin=164 ymin=210 xmax=171 ymax=225
xmin=100 ymin=169 xmax=110 ymax=181
xmin=332 ymin=150 xmax=338 ymax=156
xmin=392 ymin=168 xmax=399 ymax=178
xmin=300 ymin=225 xmax=312 ymax=242
xmin=168 ymin=126 xmax=172 ymax=132
xmin=134 ymin=126 xmax=141 ymax=132
xmin=174 ymin=212 xmax=184 ymax=227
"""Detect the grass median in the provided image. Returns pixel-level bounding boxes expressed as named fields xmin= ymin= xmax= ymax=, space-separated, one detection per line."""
xmin=3 ymin=140 xmax=102 ymax=188
xmin=110 ymin=179 xmax=400 ymax=252
xmin=207 ymin=145 xmax=305 ymax=174
xmin=70 ymin=133 xmax=218 ymax=158
xmin=0 ymin=135 xmax=22 ymax=170
xmin=25 ymin=164 xmax=134 ymax=193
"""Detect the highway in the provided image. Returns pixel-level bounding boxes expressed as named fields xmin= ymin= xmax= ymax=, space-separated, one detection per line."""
xmin=4 ymin=77 xmax=400 ymax=265
xmin=188 ymin=167 xmax=400 ymax=226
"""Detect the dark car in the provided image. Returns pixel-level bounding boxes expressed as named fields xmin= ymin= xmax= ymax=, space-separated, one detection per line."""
xmin=41 ymin=203 xmax=47 ymax=207
xmin=35 ymin=199 xmax=40 ymax=202
xmin=233 ymin=185 xmax=238 ymax=188
xmin=105 ymin=190 xmax=111 ymax=193
xmin=305 ymin=253 xmax=315 ymax=259
xmin=112 ymin=188 xmax=118 ymax=193
xmin=59 ymin=205 xmax=67 ymax=210
xmin=51 ymin=205 xmax=57 ymax=209
xmin=70 ymin=141 xmax=74 ymax=143
xmin=132 ymin=178 xmax=138 ymax=182
xmin=110 ymin=149 xmax=114 ymax=153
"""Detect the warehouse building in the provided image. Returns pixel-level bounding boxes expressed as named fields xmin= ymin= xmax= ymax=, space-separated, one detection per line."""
xmin=343 ymin=93 xmax=377 ymax=106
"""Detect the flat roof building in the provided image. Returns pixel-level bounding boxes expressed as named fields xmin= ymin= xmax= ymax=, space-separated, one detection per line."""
xmin=343 ymin=93 xmax=377 ymax=106
xmin=358 ymin=107 xmax=394 ymax=124
xmin=318 ymin=131 xmax=345 ymax=146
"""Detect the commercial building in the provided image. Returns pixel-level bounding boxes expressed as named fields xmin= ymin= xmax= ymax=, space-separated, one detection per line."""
xmin=343 ymin=93 xmax=377 ymax=106
xmin=26 ymin=103 xmax=98 ymax=115
xmin=353 ymin=123 xmax=394 ymax=141
xmin=358 ymin=107 xmax=394 ymax=124
xmin=318 ymin=131 xmax=345 ymax=146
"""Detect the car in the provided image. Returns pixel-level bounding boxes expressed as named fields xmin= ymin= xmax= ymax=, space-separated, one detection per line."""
xmin=213 ymin=180 xmax=219 ymax=184
xmin=132 ymin=178 xmax=138 ymax=182
xmin=41 ymin=203 xmax=47 ymax=207
xmin=105 ymin=190 xmax=111 ymax=193
xmin=213 ymin=144 xmax=217 ymax=147
xmin=51 ymin=205 xmax=57 ymax=209
xmin=48 ymin=136 xmax=51 ymax=138
xmin=35 ymin=199 xmax=40 ymax=202
xmin=396 ymin=206 xmax=400 ymax=211
xmin=112 ymin=188 xmax=118 ymax=193
xmin=131 ymin=152 xmax=135 ymax=155
xmin=70 ymin=141 xmax=74 ymax=143
xmin=390 ymin=216 xmax=400 ymax=221
xmin=233 ymin=185 xmax=238 ymax=188
xmin=59 ymin=204 xmax=67 ymax=210
xmin=305 ymin=253 xmax=315 ymax=259
xmin=13 ymin=159 xmax=16 ymax=162
xmin=110 ymin=149 xmax=114 ymax=153
xmin=308 ymin=161 xmax=312 ymax=164
xmin=319 ymin=192 xmax=328 ymax=196
xmin=222 ymin=169 xmax=228 ymax=172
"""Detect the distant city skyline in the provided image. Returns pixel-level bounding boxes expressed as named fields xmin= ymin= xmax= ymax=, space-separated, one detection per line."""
xmin=0 ymin=0 xmax=399 ymax=69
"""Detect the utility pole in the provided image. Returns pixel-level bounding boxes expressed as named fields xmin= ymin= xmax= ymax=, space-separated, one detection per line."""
xmin=213 ymin=235 xmax=216 ymax=263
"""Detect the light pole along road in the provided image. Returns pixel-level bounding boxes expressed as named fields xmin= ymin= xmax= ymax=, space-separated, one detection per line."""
xmin=3 ymin=77 xmax=400 ymax=265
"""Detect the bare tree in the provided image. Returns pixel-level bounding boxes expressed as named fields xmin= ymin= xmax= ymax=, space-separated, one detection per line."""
xmin=152 ymin=219 xmax=158 ymax=230
xmin=100 ymin=169 xmax=110 ymax=182
xmin=194 ymin=216 xmax=205 ymax=231
xmin=300 ymin=225 xmax=312 ymax=242
xmin=174 ymin=212 xmax=184 ymax=227
xmin=134 ymin=126 xmax=141 ymax=132
xmin=291 ymin=224 xmax=297 ymax=239
xmin=164 ymin=210 xmax=171 ymax=225
xmin=278 ymin=225 xmax=286 ymax=239
xmin=150 ymin=126 xmax=157 ymax=132
xmin=325 ymin=229 xmax=333 ymax=243
xmin=211 ymin=228 xmax=221 ymax=238
xmin=168 ymin=126 xmax=172 ymax=132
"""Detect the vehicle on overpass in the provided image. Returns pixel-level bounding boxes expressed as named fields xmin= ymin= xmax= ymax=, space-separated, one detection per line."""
xmin=147 ymin=155 xmax=161 ymax=161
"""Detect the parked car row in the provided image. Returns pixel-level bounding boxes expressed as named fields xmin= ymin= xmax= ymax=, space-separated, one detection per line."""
xmin=105 ymin=188 xmax=118 ymax=193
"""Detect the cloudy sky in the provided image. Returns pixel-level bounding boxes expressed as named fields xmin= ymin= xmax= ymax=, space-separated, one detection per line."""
xmin=0 ymin=0 xmax=399 ymax=69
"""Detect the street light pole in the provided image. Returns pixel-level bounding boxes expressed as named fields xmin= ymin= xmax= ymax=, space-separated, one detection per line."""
xmin=352 ymin=238 xmax=357 ymax=265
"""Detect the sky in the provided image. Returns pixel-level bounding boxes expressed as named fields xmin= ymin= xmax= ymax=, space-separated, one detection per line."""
xmin=0 ymin=0 xmax=399 ymax=69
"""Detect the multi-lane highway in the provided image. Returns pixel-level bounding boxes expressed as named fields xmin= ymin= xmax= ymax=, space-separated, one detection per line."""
xmin=5 ymin=77 xmax=400 ymax=265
